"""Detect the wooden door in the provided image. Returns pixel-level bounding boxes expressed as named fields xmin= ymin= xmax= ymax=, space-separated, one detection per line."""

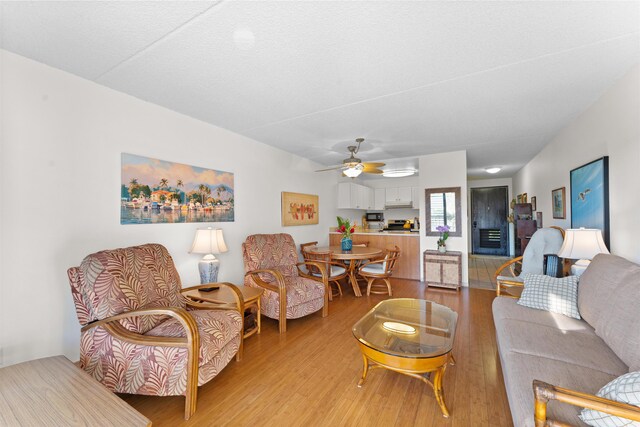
xmin=471 ymin=186 xmax=509 ymax=255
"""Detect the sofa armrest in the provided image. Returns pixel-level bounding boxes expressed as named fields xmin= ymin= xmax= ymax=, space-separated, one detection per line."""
xmin=533 ymin=380 xmax=640 ymax=427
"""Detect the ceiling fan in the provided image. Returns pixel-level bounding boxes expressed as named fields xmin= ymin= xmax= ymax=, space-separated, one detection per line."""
xmin=315 ymin=138 xmax=385 ymax=178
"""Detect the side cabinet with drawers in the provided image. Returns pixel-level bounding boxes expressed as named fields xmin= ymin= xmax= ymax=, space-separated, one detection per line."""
xmin=423 ymin=250 xmax=462 ymax=290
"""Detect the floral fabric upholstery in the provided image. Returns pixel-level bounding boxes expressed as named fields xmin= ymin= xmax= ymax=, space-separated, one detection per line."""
xmin=67 ymin=243 xmax=242 ymax=397
xmin=68 ymin=243 xmax=185 ymax=333
xmin=242 ymin=234 xmax=299 ymax=279
xmin=247 ymin=274 xmax=325 ymax=319
xmin=242 ymin=233 xmax=325 ymax=320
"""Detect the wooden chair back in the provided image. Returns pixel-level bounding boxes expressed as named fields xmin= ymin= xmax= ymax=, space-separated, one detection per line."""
xmin=383 ymin=246 xmax=401 ymax=274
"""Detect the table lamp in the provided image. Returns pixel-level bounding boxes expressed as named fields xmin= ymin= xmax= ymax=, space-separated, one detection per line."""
xmin=557 ymin=228 xmax=609 ymax=276
xmin=190 ymin=227 xmax=228 ymax=286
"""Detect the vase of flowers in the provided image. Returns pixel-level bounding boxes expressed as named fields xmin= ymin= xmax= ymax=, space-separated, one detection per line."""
xmin=437 ymin=225 xmax=450 ymax=253
xmin=337 ymin=216 xmax=355 ymax=251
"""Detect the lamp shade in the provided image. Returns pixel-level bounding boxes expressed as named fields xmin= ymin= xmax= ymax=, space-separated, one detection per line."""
xmin=557 ymin=228 xmax=609 ymax=260
xmin=190 ymin=227 xmax=228 ymax=255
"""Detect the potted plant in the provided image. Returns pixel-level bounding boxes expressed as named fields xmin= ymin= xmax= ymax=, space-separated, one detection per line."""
xmin=337 ymin=216 xmax=355 ymax=251
xmin=437 ymin=225 xmax=450 ymax=253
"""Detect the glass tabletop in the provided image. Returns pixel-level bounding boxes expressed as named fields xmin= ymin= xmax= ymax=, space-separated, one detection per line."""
xmin=352 ymin=298 xmax=458 ymax=358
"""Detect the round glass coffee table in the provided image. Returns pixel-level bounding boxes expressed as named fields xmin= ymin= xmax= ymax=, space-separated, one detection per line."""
xmin=352 ymin=298 xmax=458 ymax=417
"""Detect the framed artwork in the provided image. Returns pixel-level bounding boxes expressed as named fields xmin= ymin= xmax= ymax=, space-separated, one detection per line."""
xmin=552 ymin=187 xmax=566 ymax=219
xmin=570 ymin=157 xmax=609 ymax=247
xmin=281 ymin=192 xmax=319 ymax=226
xmin=536 ymin=211 xmax=543 ymax=228
xmin=121 ymin=153 xmax=234 ymax=224
xmin=522 ymin=193 xmax=528 ymax=203
xmin=531 ymin=196 xmax=537 ymax=211
xmin=516 ymin=194 xmax=523 ymax=203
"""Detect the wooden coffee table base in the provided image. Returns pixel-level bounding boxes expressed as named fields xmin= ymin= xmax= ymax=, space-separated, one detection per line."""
xmin=357 ymin=343 xmax=455 ymax=418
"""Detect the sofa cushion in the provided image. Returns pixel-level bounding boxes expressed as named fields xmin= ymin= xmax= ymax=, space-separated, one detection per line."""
xmin=518 ymin=274 xmax=580 ymax=319
xmin=495 ymin=317 xmax=628 ymax=377
xmin=580 ymin=371 xmax=640 ymax=426
xmin=499 ymin=351 xmax=618 ymax=427
xmin=493 ymin=297 xmax=591 ymax=333
xmin=579 ymin=254 xmax=640 ymax=371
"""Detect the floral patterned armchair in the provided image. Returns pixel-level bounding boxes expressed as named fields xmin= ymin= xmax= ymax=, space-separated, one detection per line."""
xmin=67 ymin=243 xmax=244 ymax=420
xmin=242 ymin=233 xmax=329 ymax=333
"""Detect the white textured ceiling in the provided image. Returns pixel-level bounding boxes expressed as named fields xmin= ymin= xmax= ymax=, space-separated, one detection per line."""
xmin=2 ymin=1 xmax=639 ymax=179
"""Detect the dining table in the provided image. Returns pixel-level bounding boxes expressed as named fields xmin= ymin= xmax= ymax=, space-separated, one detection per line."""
xmin=306 ymin=245 xmax=384 ymax=297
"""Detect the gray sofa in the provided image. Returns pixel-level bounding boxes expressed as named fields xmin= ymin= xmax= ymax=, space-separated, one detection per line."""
xmin=493 ymin=253 xmax=640 ymax=426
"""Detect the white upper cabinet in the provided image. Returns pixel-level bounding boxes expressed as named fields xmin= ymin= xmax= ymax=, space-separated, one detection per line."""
xmin=337 ymin=182 xmax=374 ymax=210
xmin=385 ymin=186 xmax=413 ymax=206
xmin=412 ymin=187 xmax=420 ymax=209
xmin=374 ymin=188 xmax=386 ymax=210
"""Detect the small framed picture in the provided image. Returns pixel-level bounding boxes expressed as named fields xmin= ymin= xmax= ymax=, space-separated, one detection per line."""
xmin=536 ymin=211 xmax=543 ymax=228
xmin=531 ymin=196 xmax=537 ymax=211
xmin=522 ymin=193 xmax=528 ymax=204
xmin=552 ymin=187 xmax=566 ymax=219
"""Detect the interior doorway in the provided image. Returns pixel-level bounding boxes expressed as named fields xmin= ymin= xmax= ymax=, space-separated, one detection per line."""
xmin=471 ymin=186 xmax=509 ymax=256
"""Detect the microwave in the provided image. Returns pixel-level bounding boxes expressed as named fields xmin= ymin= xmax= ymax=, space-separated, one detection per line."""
xmin=366 ymin=212 xmax=384 ymax=222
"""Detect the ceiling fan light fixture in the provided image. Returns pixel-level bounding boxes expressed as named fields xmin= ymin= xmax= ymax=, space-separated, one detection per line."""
xmin=344 ymin=164 xmax=364 ymax=178
xmin=485 ymin=167 xmax=502 ymax=174
xmin=382 ymin=169 xmax=417 ymax=178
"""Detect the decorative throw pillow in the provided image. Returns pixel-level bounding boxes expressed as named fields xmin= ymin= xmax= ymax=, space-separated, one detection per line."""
xmin=517 ymin=274 xmax=580 ymax=319
xmin=580 ymin=371 xmax=640 ymax=427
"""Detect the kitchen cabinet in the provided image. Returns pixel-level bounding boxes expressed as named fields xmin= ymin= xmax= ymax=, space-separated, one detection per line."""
xmin=385 ymin=186 xmax=414 ymax=206
xmin=337 ymin=182 xmax=374 ymax=210
xmin=374 ymin=188 xmax=386 ymax=210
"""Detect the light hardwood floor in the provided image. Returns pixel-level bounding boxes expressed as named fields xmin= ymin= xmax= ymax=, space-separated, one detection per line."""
xmin=121 ymin=280 xmax=513 ymax=426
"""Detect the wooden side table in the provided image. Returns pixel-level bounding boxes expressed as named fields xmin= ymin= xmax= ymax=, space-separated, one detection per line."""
xmin=423 ymin=250 xmax=462 ymax=290
xmin=183 ymin=286 xmax=263 ymax=338
xmin=0 ymin=356 xmax=151 ymax=426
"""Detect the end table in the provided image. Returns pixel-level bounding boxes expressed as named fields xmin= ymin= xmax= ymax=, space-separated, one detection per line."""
xmin=183 ymin=285 xmax=263 ymax=338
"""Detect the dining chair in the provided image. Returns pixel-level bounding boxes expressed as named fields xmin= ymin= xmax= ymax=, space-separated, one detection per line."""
xmin=301 ymin=246 xmax=348 ymax=300
xmin=357 ymin=246 xmax=401 ymax=296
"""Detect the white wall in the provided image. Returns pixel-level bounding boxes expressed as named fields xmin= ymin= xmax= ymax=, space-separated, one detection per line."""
xmin=513 ymin=65 xmax=640 ymax=264
xmin=467 ymin=177 xmax=515 ymax=257
xmin=418 ymin=151 xmax=469 ymax=284
xmin=0 ymin=51 xmax=338 ymax=366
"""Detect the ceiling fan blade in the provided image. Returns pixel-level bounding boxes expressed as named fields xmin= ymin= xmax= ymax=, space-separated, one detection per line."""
xmin=362 ymin=163 xmax=385 ymax=173
xmin=315 ymin=165 xmax=346 ymax=172
xmin=362 ymin=162 xmax=385 ymax=168
xmin=363 ymin=168 xmax=384 ymax=175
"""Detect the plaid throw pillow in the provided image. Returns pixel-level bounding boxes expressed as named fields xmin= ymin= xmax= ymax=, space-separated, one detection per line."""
xmin=580 ymin=371 xmax=640 ymax=426
xmin=517 ymin=274 xmax=580 ymax=319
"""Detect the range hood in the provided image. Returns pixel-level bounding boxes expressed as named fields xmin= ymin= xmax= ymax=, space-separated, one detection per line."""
xmin=384 ymin=201 xmax=414 ymax=209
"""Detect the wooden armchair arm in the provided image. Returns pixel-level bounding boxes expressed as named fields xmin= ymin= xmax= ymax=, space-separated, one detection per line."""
xmin=245 ymin=269 xmax=286 ymax=293
xmin=296 ymin=261 xmax=328 ymax=284
xmin=494 ymin=256 xmax=524 ymax=280
xmin=81 ymin=307 xmax=199 ymax=349
xmin=495 ymin=256 xmax=524 ymax=297
xmin=533 ymin=380 xmax=640 ymax=427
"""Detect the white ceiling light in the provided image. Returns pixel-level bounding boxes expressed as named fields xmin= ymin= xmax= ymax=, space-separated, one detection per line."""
xmin=485 ymin=167 xmax=502 ymax=174
xmin=233 ymin=27 xmax=255 ymax=51
xmin=382 ymin=169 xmax=417 ymax=178
xmin=344 ymin=164 xmax=364 ymax=178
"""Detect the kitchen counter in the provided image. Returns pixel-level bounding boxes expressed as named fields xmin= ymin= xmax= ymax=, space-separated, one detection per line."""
xmin=329 ymin=232 xmax=420 ymax=280
xmin=330 ymin=230 xmax=420 ymax=237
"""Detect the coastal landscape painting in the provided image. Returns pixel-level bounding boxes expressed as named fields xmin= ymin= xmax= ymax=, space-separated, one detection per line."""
xmin=281 ymin=192 xmax=318 ymax=226
xmin=570 ymin=157 xmax=609 ymax=246
xmin=121 ymin=153 xmax=234 ymax=224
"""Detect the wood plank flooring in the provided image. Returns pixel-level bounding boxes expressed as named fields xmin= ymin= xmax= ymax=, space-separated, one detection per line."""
xmin=120 ymin=280 xmax=513 ymax=426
